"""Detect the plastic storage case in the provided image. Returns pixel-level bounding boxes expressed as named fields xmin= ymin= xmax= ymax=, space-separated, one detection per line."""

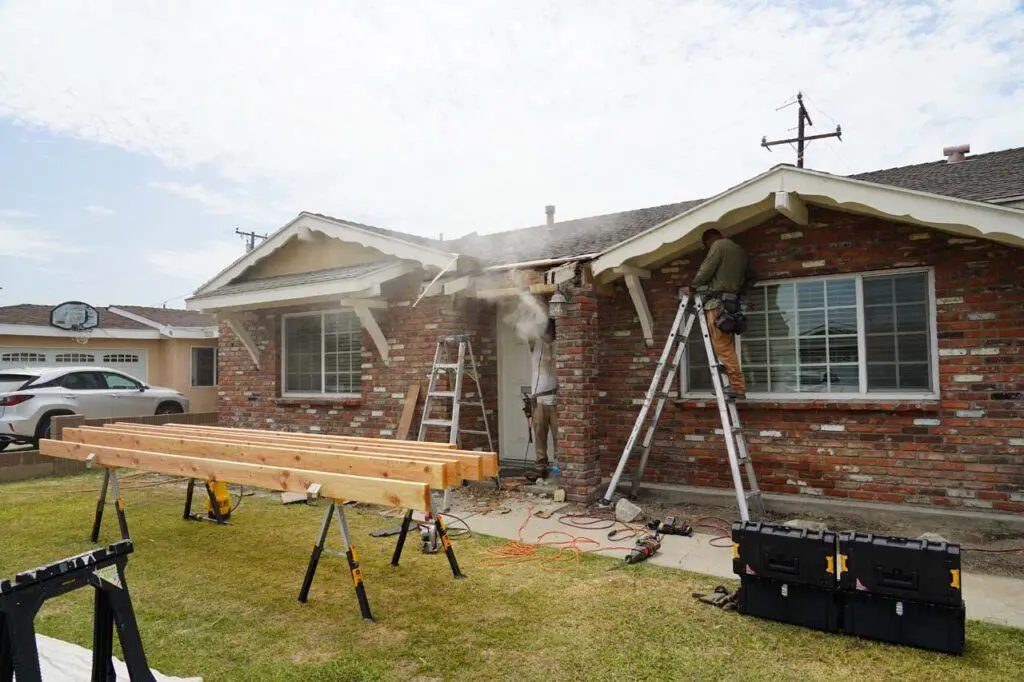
xmin=732 ymin=521 xmax=837 ymax=588
xmin=842 ymin=590 xmax=966 ymax=655
xmin=738 ymin=576 xmax=841 ymax=633
xmin=838 ymin=532 xmax=962 ymax=606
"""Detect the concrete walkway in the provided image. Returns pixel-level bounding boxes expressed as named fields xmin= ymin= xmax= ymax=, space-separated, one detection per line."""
xmin=447 ymin=500 xmax=1024 ymax=630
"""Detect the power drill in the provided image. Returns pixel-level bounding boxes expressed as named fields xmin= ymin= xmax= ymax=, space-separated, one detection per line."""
xmin=624 ymin=533 xmax=661 ymax=564
xmin=647 ymin=516 xmax=693 ymax=536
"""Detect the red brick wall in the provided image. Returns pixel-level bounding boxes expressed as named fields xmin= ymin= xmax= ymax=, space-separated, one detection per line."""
xmin=596 ymin=207 xmax=1024 ymax=513
xmin=217 ymin=292 xmax=498 ymax=452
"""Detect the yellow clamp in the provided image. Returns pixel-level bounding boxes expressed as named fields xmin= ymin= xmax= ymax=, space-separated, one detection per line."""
xmin=839 ymin=554 xmax=848 ymax=574
xmin=350 ymin=545 xmax=359 ymax=563
xmin=731 ymin=542 xmax=740 ymax=559
xmin=351 ymin=567 xmax=364 ymax=586
xmin=826 ymin=556 xmax=835 ymax=575
xmin=950 ymin=569 xmax=961 ymax=590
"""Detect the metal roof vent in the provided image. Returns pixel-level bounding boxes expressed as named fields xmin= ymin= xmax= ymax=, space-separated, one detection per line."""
xmin=943 ymin=144 xmax=970 ymax=164
xmin=545 ymin=205 xmax=556 ymax=226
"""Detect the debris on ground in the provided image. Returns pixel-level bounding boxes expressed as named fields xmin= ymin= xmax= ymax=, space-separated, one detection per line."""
xmin=918 ymin=532 xmax=951 ymax=543
xmin=783 ymin=519 xmax=830 ymax=532
xmin=692 ymin=585 xmax=738 ymax=611
xmin=615 ymin=498 xmax=644 ymax=524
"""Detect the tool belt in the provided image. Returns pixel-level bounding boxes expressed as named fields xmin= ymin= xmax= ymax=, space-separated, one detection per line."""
xmin=707 ymin=291 xmax=747 ymax=335
xmin=524 ymin=388 xmax=557 ymax=412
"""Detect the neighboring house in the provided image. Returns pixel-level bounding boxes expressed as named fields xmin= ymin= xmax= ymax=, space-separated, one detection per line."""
xmin=187 ymin=145 xmax=1024 ymax=515
xmin=0 ymin=304 xmax=219 ymax=412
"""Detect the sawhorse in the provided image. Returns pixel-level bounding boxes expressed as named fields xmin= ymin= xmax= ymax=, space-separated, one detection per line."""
xmin=88 ymin=461 xmax=132 ymax=544
xmin=390 ymin=509 xmax=465 ymax=580
xmin=0 ymin=540 xmax=154 ymax=682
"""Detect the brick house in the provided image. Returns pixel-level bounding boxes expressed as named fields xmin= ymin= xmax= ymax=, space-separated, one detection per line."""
xmin=187 ymin=146 xmax=1024 ymax=514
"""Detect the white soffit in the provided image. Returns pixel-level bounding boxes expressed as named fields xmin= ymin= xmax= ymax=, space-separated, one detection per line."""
xmin=591 ymin=166 xmax=1024 ymax=278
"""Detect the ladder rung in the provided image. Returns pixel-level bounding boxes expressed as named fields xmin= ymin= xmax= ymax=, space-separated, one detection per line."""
xmin=434 ymin=363 xmax=460 ymax=370
xmin=421 ymin=419 xmax=454 ymax=428
xmin=745 ymin=491 xmax=762 ymax=500
xmin=459 ymin=429 xmax=490 ymax=436
xmin=429 ymin=391 xmax=457 ymax=398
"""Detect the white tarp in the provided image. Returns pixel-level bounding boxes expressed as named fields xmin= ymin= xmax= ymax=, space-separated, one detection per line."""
xmin=33 ymin=634 xmax=202 ymax=681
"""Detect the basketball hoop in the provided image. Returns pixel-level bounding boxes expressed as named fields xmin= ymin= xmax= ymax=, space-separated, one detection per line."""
xmin=73 ymin=326 xmax=93 ymax=345
xmin=50 ymin=301 xmax=100 ymax=344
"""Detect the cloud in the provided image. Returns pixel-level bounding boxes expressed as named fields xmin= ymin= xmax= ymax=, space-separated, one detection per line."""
xmin=0 ymin=222 xmax=89 ymax=260
xmin=147 ymin=181 xmax=281 ymax=223
xmin=0 ymin=209 xmax=35 ymax=219
xmin=0 ymin=1 xmax=1022 ymax=239
xmin=84 ymin=204 xmax=115 ymax=216
xmin=146 ymin=239 xmax=244 ymax=287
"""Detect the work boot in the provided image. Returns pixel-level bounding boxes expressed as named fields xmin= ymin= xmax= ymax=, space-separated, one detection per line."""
xmin=723 ymin=386 xmax=746 ymax=401
xmin=524 ymin=462 xmax=548 ymax=483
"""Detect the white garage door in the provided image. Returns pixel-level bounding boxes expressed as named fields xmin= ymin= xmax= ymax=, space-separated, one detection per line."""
xmin=0 ymin=348 xmax=148 ymax=381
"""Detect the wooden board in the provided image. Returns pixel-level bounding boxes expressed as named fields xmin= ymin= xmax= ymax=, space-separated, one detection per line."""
xmin=64 ymin=427 xmax=456 ymax=489
xmin=104 ymin=424 xmax=496 ymax=479
xmin=165 ymin=423 xmax=461 ymax=451
xmin=39 ymin=439 xmax=432 ymax=512
xmin=395 ymin=382 xmax=421 ymax=441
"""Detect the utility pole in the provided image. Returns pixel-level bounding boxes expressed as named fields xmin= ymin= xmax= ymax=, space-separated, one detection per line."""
xmin=235 ymin=228 xmax=268 ymax=253
xmin=761 ymin=92 xmax=842 ymax=168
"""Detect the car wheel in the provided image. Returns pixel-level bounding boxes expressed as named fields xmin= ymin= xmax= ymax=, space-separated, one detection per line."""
xmin=36 ymin=415 xmax=54 ymax=441
xmin=0 ymin=441 xmax=8 ymax=452
xmin=156 ymin=403 xmax=184 ymax=415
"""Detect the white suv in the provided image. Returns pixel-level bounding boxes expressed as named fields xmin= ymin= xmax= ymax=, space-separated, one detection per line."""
xmin=0 ymin=366 xmax=190 ymax=449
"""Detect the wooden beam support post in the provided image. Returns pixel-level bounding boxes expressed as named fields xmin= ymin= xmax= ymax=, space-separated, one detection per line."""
xmin=351 ymin=304 xmax=390 ymax=366
xmin=774 ymin=190 xmax=808 ymax=226
xmin=222 ymin=315 xmax=261 ymax=369
xmin=623 ymin=274 xmax=655 ymax=347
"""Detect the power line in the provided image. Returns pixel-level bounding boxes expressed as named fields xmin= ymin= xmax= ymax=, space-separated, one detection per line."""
xmin=235 ymin=228 xmax=268 ymax=253
xmin=761 ymin=91 xmax=843 ymax=168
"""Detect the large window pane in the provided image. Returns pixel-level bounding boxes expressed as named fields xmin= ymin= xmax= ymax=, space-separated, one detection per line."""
xmin=285 ymin=315 xmax=323 ymax=393
xmin=284 ymin=311 xmax=362 ymax=395
xmin=864 ymin=272 xmax=931 ymax=392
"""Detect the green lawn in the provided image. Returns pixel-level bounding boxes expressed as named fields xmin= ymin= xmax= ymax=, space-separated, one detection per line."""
xmin=2 ymin=473 xmax=1022 ymax=682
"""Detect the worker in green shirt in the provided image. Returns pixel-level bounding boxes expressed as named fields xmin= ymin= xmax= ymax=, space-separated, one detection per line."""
xmin=681 ymin=229 xmax=756 ymax=400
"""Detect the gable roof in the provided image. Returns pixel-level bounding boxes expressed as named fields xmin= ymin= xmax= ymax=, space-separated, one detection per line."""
xmin=850 ymin=146 xmax=1024 ymax=204
xmin=0 ymin=303 xmax=217 ymax=339
xmin=0 ymin=304 xmax=152 ymax=330
xmin=107 ymin=305 xmax=216 ymax=328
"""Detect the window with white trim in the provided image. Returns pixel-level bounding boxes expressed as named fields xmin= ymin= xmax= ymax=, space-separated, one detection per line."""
xmin=1 ymin=352 xmax=45 ymax=363
xmin=683 ymin=269 xmax=935 ymax=397
xmin=282 ymin=310 xmax=362 ymax=396
xmin=191 ymin=347 xmax=218 ymax=387
xmin=103 ymin=353 xmax=140 ymax=363
xmin=55 ymin=353 xmax=96 ymax=363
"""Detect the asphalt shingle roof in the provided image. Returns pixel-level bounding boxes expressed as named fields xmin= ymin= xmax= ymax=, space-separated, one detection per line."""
xmin=191 ymin=262 xmax=396 ymax=298
xmin=849 ymin=147 xmax=1024 ymax=204
xmin=110 ymin=305 xmax=216 ymax=328
xmin=0 ymin=305 xmax=152 ymax=330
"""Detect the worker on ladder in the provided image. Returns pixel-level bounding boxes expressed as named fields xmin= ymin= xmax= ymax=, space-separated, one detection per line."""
xmin=682 ymin=229 xmax=757 ymax=401
xmin=525 ymin=318 xmax=557 ymax=482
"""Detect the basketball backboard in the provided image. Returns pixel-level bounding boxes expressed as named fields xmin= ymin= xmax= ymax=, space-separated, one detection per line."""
xmin=50 ymin=301 xmax=100 ymax=331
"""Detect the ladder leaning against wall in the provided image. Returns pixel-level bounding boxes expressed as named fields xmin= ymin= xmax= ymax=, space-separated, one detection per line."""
xmin=599 ymin=292 xmax=765 ymax=522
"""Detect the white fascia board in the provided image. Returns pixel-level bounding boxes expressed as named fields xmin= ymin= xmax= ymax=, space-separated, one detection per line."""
xmin=0 ymin=324 xmax=163 ymax=340
xmin=623 ymin=274 xmax=655 ymax=347
xmin=193 ymin=213 xmax=465 ymax=297
xmin=187 ymin=262 xmax=418 ymax=312
xmin=106 ymin=306 xmax=218 ymax=339
xmin=592 ymin=165 xmax=1024 ymax=277
xmin=352 ymin=305 xmax=390 ymax=366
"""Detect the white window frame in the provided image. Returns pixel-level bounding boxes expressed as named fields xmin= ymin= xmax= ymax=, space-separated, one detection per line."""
xmin=190 ymin=346 xmax=219 ymax=387
xmin=680 ymin=266 xmax=940 ymax=401
xmin=280 ymin=309 xmax=363 ymax=399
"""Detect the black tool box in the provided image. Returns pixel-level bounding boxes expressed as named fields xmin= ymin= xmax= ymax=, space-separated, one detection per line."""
xmin=838 ymin=532 xmax=962 ymax=606
xmin=842 ymin=590 xmax=966 ymax=655
xmin=738 ymin=576 xmax=841 ymax=632
xmin=732 ymin=521 xmax=837 ymax=589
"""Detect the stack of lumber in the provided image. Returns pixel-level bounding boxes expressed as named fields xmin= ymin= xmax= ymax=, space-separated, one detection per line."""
xmin=39 ymin=424 xmax=498 ymax=513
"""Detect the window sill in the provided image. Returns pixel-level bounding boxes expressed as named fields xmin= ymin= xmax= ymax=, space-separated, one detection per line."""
xmin=674 ymin=397 xmax=940 ymax=412
xmin=275 ymin=396 xmax=362 ymax=409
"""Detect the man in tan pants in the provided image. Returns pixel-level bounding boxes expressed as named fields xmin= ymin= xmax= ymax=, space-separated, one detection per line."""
xmin=682 ymin=228 xmax=756 ymax=399
xmin=525 ymin=319 xmax=557 ymax=482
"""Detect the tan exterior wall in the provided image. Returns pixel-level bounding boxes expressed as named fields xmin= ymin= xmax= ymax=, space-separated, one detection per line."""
xmin=0 ymin=335 xmax=219 ymax=413
xmin=241 ymin=235 xmax=390 ymax=279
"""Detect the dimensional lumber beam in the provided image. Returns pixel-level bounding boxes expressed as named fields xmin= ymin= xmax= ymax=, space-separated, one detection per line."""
xmin=774 ymin=190 xmax=808 ymax=226
xmin=143 ymin=423 xmax=499 ymax=466
xmin=100 ymin=424 xmax=489 ymax=480
xmin=624 ymin=274 xmax=655 ymax=347
xmin=162 ymin=421 xmax=460 ymax=448
xmin=39 ymin=440 xmax=432 ymax=512
xmin=64 ymin=427 xmax=456 ymax=489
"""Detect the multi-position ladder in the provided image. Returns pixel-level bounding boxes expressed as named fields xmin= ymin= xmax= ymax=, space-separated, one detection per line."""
xmin=418 ymin=334 xmax=494 ymax=451
xmin=599 ymin=293 xmax=765 ymax=521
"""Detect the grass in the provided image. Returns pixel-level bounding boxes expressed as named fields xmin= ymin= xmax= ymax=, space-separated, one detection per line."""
xmin=2 ymin=473 xmax=1023 ymax=682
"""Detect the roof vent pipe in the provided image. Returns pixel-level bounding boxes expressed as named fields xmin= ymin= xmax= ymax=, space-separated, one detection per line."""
xmin=943 ymin=144 xmax=970 ymax=163
xmin=545 ymin=205 xmax=555 ymax=226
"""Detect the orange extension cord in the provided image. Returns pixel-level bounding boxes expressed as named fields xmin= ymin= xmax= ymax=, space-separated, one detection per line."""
xmin=481 ymin=504 xmax=739 ymax=569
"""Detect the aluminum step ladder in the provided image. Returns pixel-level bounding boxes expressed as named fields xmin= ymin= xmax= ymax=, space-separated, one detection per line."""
xmin=418 ymin=334 xmax=494 ymax=451
xmin=599 ymin=292 xmax=765 ymax=521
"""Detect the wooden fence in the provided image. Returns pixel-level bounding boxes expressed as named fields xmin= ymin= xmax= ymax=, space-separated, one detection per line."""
xmin=0 ymin=412 xmax=219 ymax=483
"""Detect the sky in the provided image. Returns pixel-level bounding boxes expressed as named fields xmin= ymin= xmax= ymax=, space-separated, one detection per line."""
xmin=0 ymin=0 xmax=1021 ymax=308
